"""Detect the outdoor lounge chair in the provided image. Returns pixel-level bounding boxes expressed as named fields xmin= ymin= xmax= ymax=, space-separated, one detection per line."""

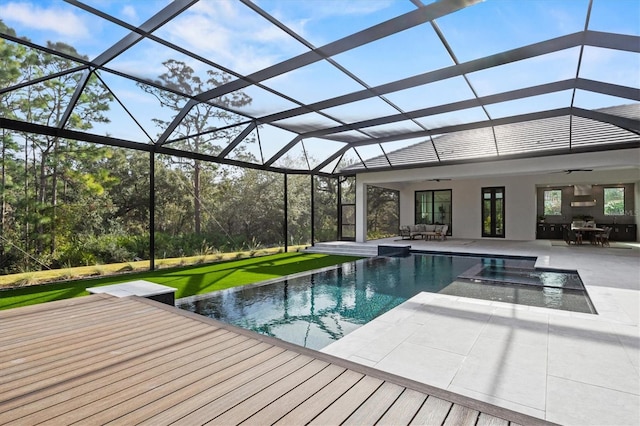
xmin=400 ymin=224 xmax=448 ymax=240
xmin=436 ymin=225 xmax=448 ymax=240
xmin=408 ymin=224 xmax=429 ymax=239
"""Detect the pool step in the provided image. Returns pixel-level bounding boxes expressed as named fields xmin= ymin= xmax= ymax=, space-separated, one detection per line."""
xmin=458 ymin=264 xmax=584 ymax=290
xmin=304 ymin=242 xmax=379 ymax=257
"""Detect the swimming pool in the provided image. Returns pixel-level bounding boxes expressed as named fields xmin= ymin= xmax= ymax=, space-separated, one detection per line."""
xmin=178 ymin=253 xmax=594 ymax=350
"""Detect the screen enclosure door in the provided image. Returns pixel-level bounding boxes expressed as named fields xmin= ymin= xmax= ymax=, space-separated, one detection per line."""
xmin=338 ymin=176 xmax=356 ymax=241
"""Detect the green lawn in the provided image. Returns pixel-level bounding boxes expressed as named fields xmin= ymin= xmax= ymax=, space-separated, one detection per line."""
xmin=0 ymin=253 xmax=362 ymax=311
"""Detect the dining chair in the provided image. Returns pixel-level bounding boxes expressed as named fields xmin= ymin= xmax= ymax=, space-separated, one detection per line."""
xmin=596 ymin=227 xmax=612 ymax=247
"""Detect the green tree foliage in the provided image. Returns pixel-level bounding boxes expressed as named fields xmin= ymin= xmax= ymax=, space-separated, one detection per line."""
xmin=0 ymin=22 xmax=113 ymax=270
xmin=0 ymin=22 xmax=395 ymax=274
xmin=313 ymin=176 xmax=338 ymax=242
xmin=367 ymin=186 xmax=399 ymax=239
xmin=138 ymin=60 xmax=253 ymax=235
xmin=604 ymin=187 xmax=624 ymax=216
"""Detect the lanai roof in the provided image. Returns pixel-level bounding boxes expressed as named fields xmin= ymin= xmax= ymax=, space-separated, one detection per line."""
xmin=1 ymin=0 xmax=638 ymax=176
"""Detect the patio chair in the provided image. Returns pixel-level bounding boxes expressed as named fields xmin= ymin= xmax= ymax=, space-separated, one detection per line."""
xmin=564 ymin=228 xmax=580 ymax=245
xmin=595 ymin=227 xmax=612 ymax=247
xmin=436 ymin=225 xmax=448 ymax=240
xmin=399 ymin=225 xmax=411 ymax=240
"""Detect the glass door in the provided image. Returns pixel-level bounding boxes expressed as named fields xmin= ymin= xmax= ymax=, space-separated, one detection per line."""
xmin=339 ymin=204 xmax=355 ymax=240
xmin=415 ymin=190 xmax=452 ymax=235
xmin=338 ymin=176 xmax=356 ymax=241
xmin=482 ymin=187 xmax=505 ymax=238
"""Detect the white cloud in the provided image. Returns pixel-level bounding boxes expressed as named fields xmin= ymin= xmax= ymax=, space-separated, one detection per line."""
xmin=264 ymin=0 xmax=394 ymax=42
xmin=260 ymin=0 xmax=394 ymax=21
xmin=305 ymin=0 xmax=395 ymax=18
xmin=0 ymin=1 xmax=89 ymax=38
xmin=157 ymin=0 xmax=305 ymax=74
xmin=121 ymin=5 xmax=138 ymax=23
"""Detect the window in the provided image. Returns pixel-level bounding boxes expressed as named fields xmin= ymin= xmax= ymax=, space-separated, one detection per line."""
xmin=482 ymin=187 xmax=505 ymax=238
xmin=543 ymin=189 xmax=562 ymax=216
xmin=604 ymin=187 xmax=624 ymax=215
xmin=415 ymin=190 xmax=452 ymax=233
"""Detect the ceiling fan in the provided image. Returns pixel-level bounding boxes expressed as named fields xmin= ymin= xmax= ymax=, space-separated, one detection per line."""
xmin=564 ymin=169 xmax=593 ymax=174
xmin=550 ymin=169 xmax=594 ymax=174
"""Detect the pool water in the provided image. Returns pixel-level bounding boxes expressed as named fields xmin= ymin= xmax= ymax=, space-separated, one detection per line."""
xmin=178 ymin=253 xmax=593 ymax=350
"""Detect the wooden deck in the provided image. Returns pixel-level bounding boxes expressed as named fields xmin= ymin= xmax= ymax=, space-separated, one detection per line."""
xmin=0 ymin=294 xmax=552 ymax=425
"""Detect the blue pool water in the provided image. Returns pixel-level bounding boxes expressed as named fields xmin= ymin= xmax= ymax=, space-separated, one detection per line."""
xmin=178 ymin=253 xmax=593 ymax=350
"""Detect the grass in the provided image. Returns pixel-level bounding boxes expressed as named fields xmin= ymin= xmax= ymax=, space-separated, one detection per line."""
xmin=0 ymin=252 xmax=362 ymax=311
xmin=0 ymin=246 xmax=305 ymax=288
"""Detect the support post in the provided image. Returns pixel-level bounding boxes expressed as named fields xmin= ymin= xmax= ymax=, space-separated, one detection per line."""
xmin=337 ymin=176 xmax=342 ymax=241
xmin=149 ymin=150 xmax=155 ymax=271
xmin=310 ymin=174 xmax=315 ymax=246
xmin=283 ymin=172 xmax=288 ymax=253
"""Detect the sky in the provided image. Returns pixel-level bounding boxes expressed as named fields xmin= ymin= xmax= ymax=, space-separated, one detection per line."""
xmin=0 ymin=0 xmax=638 ymax=170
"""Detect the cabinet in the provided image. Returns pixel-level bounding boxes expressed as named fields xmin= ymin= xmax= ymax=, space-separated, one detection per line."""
xmin=537 ymin=223 xmax=638 ymax=241
xmin=536 ymin=223 xmax=565 ymax=239
xmin=598 ymin=224 xmax=637 ymax=242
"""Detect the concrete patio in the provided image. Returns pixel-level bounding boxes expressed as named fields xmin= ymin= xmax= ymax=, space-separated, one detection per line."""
xmin=320 ymin=238 xmax=640 ymax=425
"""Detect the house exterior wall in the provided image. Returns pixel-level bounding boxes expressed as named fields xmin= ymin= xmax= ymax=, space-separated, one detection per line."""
xmin=636 ymin=179 xmax=640 ymax=241
xmin=398 ymin=176 xmax=537 ymax=240
xmin=354 ymin=148 xmax=640 ymax=242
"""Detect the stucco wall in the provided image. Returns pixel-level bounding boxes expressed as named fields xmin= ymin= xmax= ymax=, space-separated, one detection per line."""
xmin=397 ymin=175 xmax=537 ymax=240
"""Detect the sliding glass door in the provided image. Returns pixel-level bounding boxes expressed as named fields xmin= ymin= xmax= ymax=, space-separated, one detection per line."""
xmin=415 ymin=190 xmax=452 ymax=234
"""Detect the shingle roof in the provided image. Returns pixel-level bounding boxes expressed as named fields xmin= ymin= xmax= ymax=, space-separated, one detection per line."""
xmin=341 ymin=104 xmax=640 ymax=172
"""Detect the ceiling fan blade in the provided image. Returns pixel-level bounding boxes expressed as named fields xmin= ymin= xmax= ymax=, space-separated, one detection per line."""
xmin=565 ymin=169 xmax=594 ymax=174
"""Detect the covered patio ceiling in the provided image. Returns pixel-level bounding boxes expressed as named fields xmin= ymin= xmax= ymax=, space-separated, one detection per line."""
xmin=1 ymin=0 xmax=638 ymax=176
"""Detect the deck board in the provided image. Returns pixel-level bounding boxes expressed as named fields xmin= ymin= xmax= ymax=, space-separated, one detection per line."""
xmin=0 ymin=295 xmax=554 ymax=426
xmin=105 ymin=344 xmax=286 ymax=425
xmin=0 ymin=313 xmax=183 ymax=391
xmin=0 ymin=298 xmax=140 ymax=344
xmin=0 ymin=310 xmax=171 ymax=368
xmin=308 ymin=375 xmax=384 ymax=425
xmin=342 ymin=381 xmax=405 ymax=425
xmin=443 ymin=404 xmax=480 ymax=426
xmin=206 ymin=358 xmax=330 ymax=425
xmin=410 ymin=395 xmax=452 ymax=425
xmin=239 ymin=363 xmax=347 ymax=426
xmin=173 ymin=355 xmax=316 ymax=425
xmin=8 ymin=332 xmax=248 ymax=424
xmin=41 ymin=341 xmax=276 ymax=425
xmin=0 ymin=328 xmax=231 ymax=419
xmin=137 ymin=348 xmax=298 ymax=425
xmin=377 ymin=388 xmax=428 ymax=425
xmin=273 ymin=369 xmax=364 ymax=425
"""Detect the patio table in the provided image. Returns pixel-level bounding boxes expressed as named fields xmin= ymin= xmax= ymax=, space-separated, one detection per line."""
xmin=571 ymin=226 xmax=605 ymax=245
